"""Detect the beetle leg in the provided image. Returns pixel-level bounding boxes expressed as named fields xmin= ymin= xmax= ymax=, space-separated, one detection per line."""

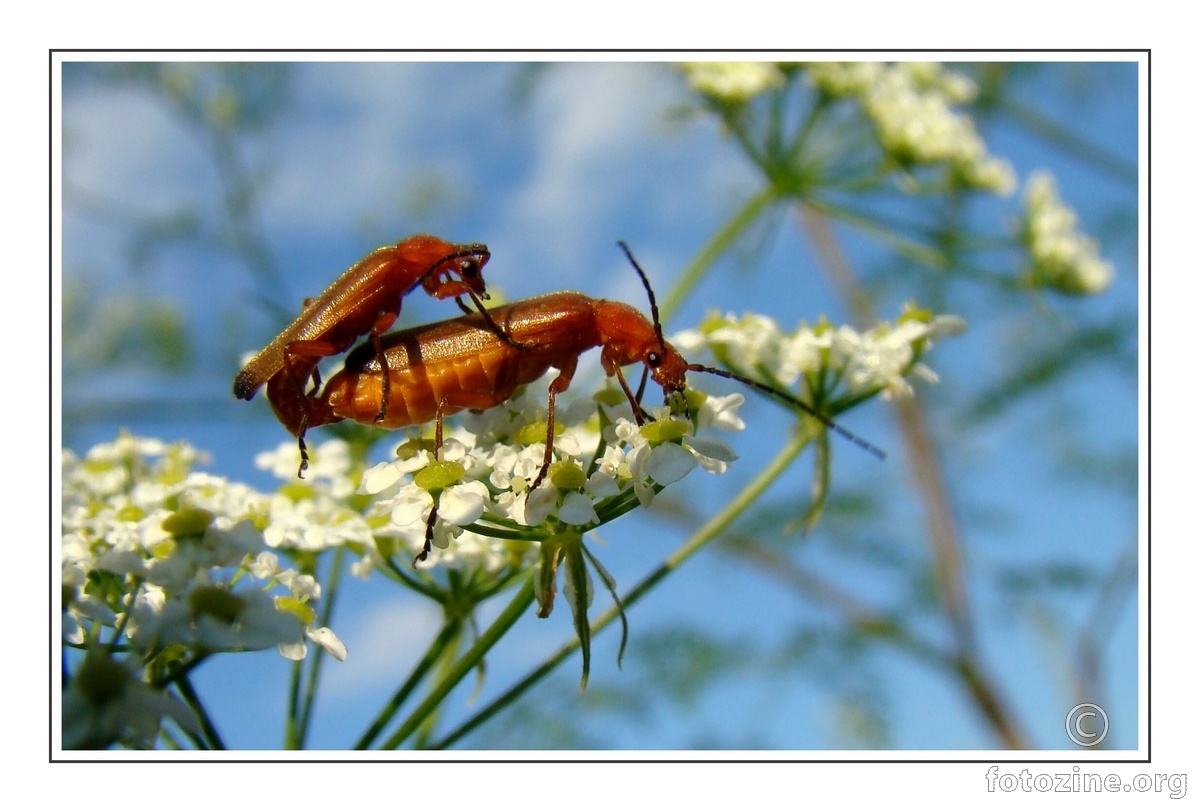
xmin=283 ymin=338 xmax=344 ymax=400
xmin=267 ymin=357 xmax=346 ymax=480
xmin=414 ymin=502 xmax=440 ymax=568
xmin=414 ymin=396 xmax=451 ymax=566
xmin=612 ymin=364 xmax=651 ymax=426
xmin=369 ymin=311 xmax=400 ymax=424
xmin=280 ymin=351 xmax=316 ymax=478
xmin=530 ymin=357 xmax=578 ymax=490
xmin=295 ymin=414 xmax=310 ymax=478
xmin=373 ymin=330 xmax=390 ymax=423
xmin=461 ymin=288 xmax=536 ymax=353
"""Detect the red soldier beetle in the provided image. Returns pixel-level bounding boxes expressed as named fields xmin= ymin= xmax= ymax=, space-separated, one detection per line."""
xmin=234 ymin=235 xmax=527 ymax=475
xmin=271 ymin=242 xmax=885 ymax=563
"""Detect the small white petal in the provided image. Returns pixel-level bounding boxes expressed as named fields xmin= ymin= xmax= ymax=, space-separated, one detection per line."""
xmin=627 ymin=444 xmax=655 ymax=506
xmin=278 ymin=639 xmax=307 ymax=661
xmin=614 ymin=419 xmax=645 ymax=447
xmin=524 ymin=487 xmax=558 ymax=525
xmin=558 ymin=492 xmax=600 ymax=526
xmin=438 ymin=481 xmax=490 ymax=527
xmin=248 ymin=552 xmax=280 ymax=579
xmin=439 ymin=439 xmax=469 ymax=463
xmin=685 ymin=435 xmax=738 ymax=463
xmin=279 ymin=570 xmax=321 ymax=601
xmin=390 ymin=489 xmax=433 ymax=527
xmin=685 ymin=436 xmax=739 ymax=474
xmin=307 ymin=626 xmax=347 ymax=661
xmin=670 ymin=327 xmax=707 ymax=355
xmin=430 ymin=521 xmax=457 ymax=550
xmin=645 ymin=443 xmax=698 ymax=486
xmin=359 ymin=461 xmax=407 ymax=495
xmin=698 ymin=392 xmax=746 ymax=432
xmin=555 ymin=430 xmax=585 ymax=457
xmin=584 ymin=472 xmax=621 ymax=498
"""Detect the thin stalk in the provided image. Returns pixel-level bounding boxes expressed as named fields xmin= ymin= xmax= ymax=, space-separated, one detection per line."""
xmin=291 ymin=545 xmax=345 ymax=748
xmin=379 ymin=578 xmax=536 ymax=749
xmin=354 ymin=617 xmax=464 ymax=749
xmin=659 ymin=187 xmax=777 ymax=323
xmin=803 ymin=197 xmax=947 ymax=270
xmin=174 ymin=672 xmax=224 ymax=750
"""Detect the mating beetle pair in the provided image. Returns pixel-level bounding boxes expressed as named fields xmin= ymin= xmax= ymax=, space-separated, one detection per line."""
xmin=234 ymin=236 xmax=882 ymax=562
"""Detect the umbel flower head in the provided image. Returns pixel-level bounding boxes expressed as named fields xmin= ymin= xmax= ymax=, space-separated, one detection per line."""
xmin=62 ymin=304 xmax=965 ymax=733
xmin=673 ymin=302 xmax=967 ymax=408
xmin=62 ymin=432 xmax=346 ymax=661
xmin=350 ymin=379 xmax=744 ymax=573
xmin=804 ymin=61 xmax=1016 ymax=194
xmin=678 ymin=62 xmax=787 ymax=104
xmin=1020 ymin=171 xmax=1115 ymax=295
xmin=61 ymin=432 xmax=346 ymax=748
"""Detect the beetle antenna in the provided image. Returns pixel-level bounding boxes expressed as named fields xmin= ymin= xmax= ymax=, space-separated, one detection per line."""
xmin=687 ymin=363 xmax=887 ymax=460
xmin=617 ymin=241 xmax=665 ymax=348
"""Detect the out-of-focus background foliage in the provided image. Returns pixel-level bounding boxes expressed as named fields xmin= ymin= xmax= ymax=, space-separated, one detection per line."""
xmin=60 ymin=60 xmax=1139 ymax=749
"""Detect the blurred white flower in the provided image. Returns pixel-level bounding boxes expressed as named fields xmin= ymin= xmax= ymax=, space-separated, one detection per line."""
xmin=62 ymin=652 xmax=199 ymax=750
xmin=1022 ymin=171 xmax=1115 ymax=295
xmin=806 ymin=61 xmax=1015 ymax=194
xmin=62 ymin=433 xmax=350 ymax=747
xmin=678 ymin=304 xmax=965 ymax=405
xmin=679 ymin=62 xmax=786 ymax=103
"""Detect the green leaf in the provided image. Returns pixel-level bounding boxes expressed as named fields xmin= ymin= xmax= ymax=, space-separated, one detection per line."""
xmin=582 ymin=545 xmax=628 ymax=669
xmin=562 ymin=543 xmax=593 ymax=691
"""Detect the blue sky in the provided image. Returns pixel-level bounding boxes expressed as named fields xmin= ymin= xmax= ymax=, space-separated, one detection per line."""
xmin=58 ymin=59 xmax=1142 ymax=754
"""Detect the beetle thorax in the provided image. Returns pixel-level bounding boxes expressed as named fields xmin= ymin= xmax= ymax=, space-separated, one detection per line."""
xmin=594 ymin=300 xmax=658 ymax=363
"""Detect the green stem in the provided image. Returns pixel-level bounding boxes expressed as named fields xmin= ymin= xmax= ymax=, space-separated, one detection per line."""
xmin=175 ymin=673 xmax=224 ymax=749
xmin=804 ymin=197 xmax=947 ymax=269
xmin=428 ymin=432 xmax=810 ymax=749
xmin=291 ymin=545 xmax=345 ymax=748
xmin=659 ymin=187 xmax=778 ymax=323
xmin=354 ymin=617 xmax=464 ymax=749
xmin=379 ymin=578 xmax=536 ymax=749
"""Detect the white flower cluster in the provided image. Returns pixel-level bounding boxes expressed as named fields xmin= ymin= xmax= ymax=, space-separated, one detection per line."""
xmin=805 ymin=62 xmax=1016 ymax=194
xmin=61 ymin=433 xmax=347 ymax=748
xmin=1021 ymin=171 xmax=1115 ymax=295
xmin=674 ymin=304 xmax=967 ymax=403
xmin=348 ymin=379 xmax=745 ymax=570
xmin=253 ymin=439 xmax=375 ymax=554
xmin=678 ymin=61 xmax=787 ymax=104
